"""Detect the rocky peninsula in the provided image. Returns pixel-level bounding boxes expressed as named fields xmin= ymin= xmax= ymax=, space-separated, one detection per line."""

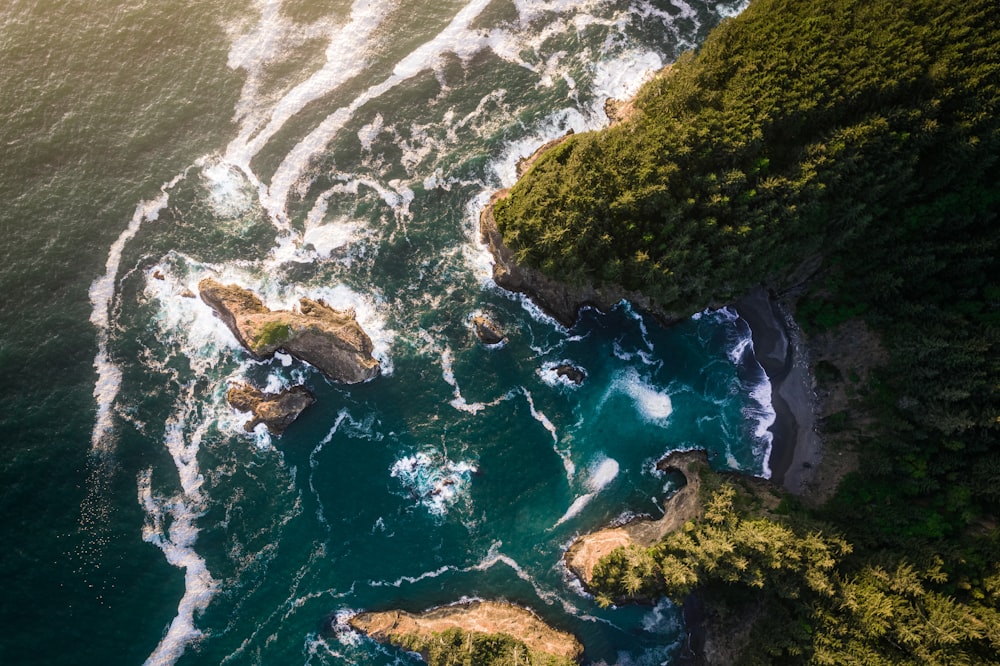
xmin=349 ymin=600 xmax=582 ymax=664
xmin=198 ymin=278 xmax=380 ymax=383
xmin=564 ymin=449 xmax=707 ymax=589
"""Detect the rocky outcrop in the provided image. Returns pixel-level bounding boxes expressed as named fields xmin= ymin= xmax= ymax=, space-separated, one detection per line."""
xmin=564 ymin=449 xmax=708 ymax=587
xmin=226 ymin=383 xmax=315 ymax=435
xmin=198 ymin=279 xmax=380 ymax=383
xmin=349 ymin=600 xmax=583 ymax=664
xmin=472 ymin=315 xmax=505 ymax=345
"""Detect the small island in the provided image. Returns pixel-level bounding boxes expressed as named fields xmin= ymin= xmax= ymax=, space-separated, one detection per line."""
xmin=199 ymin=278 xmax=380 ymax=383
xmin=349 ymin=600 xmax=583 ymax=666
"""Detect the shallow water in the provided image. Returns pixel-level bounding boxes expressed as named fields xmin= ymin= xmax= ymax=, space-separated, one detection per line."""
xmin=0 ymin=1 xmax=771 ymax=664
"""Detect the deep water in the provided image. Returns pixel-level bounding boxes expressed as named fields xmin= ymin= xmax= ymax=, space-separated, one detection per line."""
xmin=0 ymin=1 xmax=770 ymax=664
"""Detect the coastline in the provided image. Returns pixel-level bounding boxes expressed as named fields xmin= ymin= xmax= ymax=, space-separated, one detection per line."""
xmin=734 ymin=287 xmax=820 ymax=494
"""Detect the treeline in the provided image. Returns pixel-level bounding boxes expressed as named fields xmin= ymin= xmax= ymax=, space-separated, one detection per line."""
xmin=495 ymin=0 xmax=999 ymax=316
xmin=591 ymin=471 xmax=1000 ymax=664
xmin=495 ymin=0 xmax=1000 ymax=661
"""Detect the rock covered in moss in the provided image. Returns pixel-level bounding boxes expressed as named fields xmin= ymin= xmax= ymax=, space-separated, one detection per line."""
xmin=349 ymin=600 xmax=582 ymax=665
xmin=198 ymin=278 xmax=380 ymax=383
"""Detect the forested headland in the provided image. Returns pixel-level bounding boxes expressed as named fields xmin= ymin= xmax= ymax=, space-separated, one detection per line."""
xmin=493 ymin=0 xmax=1000 ymax=661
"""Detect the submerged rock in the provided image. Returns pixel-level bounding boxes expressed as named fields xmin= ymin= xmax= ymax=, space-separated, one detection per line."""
xmin=198 ymin=278 xmax=380 ymax=383
xmin=349 ymin=600 xmax=582 ymax=664
xmin=227 ymin=383 xmax=315 ymax=436
xmin=472 ymin=314 xmax=505 ymax=345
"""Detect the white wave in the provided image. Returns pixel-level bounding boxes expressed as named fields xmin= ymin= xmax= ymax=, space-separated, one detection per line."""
xmin=538 ymin=360 xmax=587 ymax=389
xmin=554 ymin=455 xmax=619 ymax=527
xmin=198 ymin=158 xmax=255 ymax=218
xmin=357 ymin=112 xmax=385 ymax=152
xmin=390 ymin=451 xmax=477 ymax=517
xmin=139 ymin=395 xmax=217 ymax=666
xmin=89 ymin=173 xmax=186 ymax=454
xmin=489 ymin=107 xmax=589 ymax=188
xmin=642 ymin=597 xmax=681 ymax=634
xmin=589 ymin=50 xmax=662 ymax=106
xmin=472 ymin=546 xmax=580 ymax=614
xmin=586 ymin=455 xmax=620 ymax=492
xmin=440 ymin=347 xmax=512 ymax=413
xmin=263 ymin=0 xmax=495 ymax=224
xmin=553 ymin=492 xmax=595 ymax=527
xmin=370 ymin=565 xmax=454 ymax=588
xmin=225 ymin=0 xmax=396 ymax=169
xmin=746 ymin=371 xmax=775 ymax=479
xmin=521 ymin=387 xmax=574 ymax=481
xmin=608 ymin=367 xmax=673 ymax=422
xmin=143 ymin=259 xmax=247 ymax=375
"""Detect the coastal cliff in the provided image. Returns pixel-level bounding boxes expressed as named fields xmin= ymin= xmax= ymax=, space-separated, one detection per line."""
xmin=480 ymin=193 xmax=673 ymax=328
xmin=198 ymin=279 xmax=380 ymax=383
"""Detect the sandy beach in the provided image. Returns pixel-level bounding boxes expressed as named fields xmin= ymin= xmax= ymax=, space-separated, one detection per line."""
xmin=735 ymin=287 xmax=821 ymax=494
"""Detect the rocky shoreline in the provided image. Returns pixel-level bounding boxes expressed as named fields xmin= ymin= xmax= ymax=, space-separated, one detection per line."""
xmin=480 ymin=192 xmax=686 ymax=328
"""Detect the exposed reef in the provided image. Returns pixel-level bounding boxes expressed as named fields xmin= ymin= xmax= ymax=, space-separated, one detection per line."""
xmin=226 ymin=382 xmax=315 ymax=436
xmin=349 ymin=600 xmax=583 ymax=664
xmin=198 ymin=278 xmax=380 ymax=383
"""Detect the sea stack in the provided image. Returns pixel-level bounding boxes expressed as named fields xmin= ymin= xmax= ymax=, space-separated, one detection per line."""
xmin=199 ymin=278 xmax=380 ymax=383
xmin=226 ymin=383 xmax=315 ymax=435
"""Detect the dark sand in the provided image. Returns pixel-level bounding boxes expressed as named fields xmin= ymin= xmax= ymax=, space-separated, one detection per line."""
xmin=735 ymin=287 xmax=820 ymax=493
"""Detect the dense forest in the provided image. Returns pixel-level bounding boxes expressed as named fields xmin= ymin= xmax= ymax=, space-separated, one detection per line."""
xmin=494 ymin=0 xmax=1000 ymax=661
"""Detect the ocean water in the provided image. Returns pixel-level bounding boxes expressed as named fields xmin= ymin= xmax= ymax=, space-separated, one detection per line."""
xmin=0 ymin=1 xmax=767 ymax=664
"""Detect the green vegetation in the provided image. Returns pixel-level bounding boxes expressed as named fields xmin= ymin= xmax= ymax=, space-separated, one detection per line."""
xmin=250 ymin=320 xmax=292 ymax=352
xmin=592 ymin=474 xmax=1000 ymax=663
xmin=392 ymin=628 xmax=576 ymax=666
xmin=497 ymin=0 xmax=1000 ymax=661
xmin=495 ymin=0 xmax=999 ymax=315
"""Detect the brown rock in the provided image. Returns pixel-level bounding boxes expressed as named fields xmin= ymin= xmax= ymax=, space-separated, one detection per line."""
xmin=199 ymin=279 xmax=380 ymax=383
xmin=226 ymin=383 xmax=315 ymax=436
xmin=472 ymin=315 xmax=505 ymax=345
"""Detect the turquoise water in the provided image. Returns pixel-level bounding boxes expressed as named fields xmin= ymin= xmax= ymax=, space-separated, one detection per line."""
xmin=0 ymin=1 xmax=768 ymax=664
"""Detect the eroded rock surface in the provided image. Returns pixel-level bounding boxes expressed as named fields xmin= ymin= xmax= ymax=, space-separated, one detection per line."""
xmin=199 ymin=278 xmax=380 ymax=383
xmin=227 ymin=383 xmax=315 ymax=435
